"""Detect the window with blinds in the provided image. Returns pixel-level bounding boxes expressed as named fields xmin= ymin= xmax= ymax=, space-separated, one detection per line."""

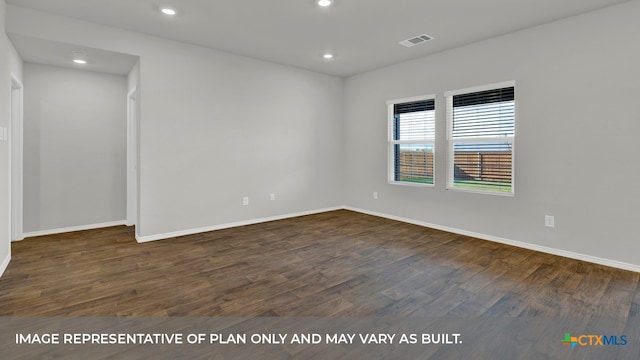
xmin=446 ymin=82 xmax=515 ymax=194
xmin=387 ymin=96 xmax=435 ymax=186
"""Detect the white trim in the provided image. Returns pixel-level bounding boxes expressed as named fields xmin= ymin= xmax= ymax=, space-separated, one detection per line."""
xmin=386 ymin=94 xmax=436 ymax=106
xmin=387 ymin=103 xmax=394 ymax=181
xmin=10 ymin=75 xmax=24 ymax=241
xmin=387 ymin=95 xmax=436 ymax=186
xmin=343 ymin=206 xmax=640 ymax=274
xmin=0 ymin=253 xmax=10 ymax=279
xmin=445 ymin=81 xmax=515 ymax=196
xmin=23 ymin=220 xmax=127 ymax=238
xmin=445 ymin=186 xmax=514 ymax=197
xmin=14 ymin=206 xmax=640 ymax=274
xmin=136 ymin=207 xmax=343 ymax=243
xmin=126 ymin=88 xmax=137 ymax=227
xmin=388 ymin=180 xmax=434 ymax=188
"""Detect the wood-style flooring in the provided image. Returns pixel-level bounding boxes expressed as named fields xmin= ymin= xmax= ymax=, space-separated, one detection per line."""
xmin=0 ymin=210 xmax=638 ymax=317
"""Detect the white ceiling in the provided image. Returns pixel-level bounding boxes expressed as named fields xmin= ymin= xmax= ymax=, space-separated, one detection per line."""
xmin=8 ymin=33 xmax=139 ymax=75
xmin=6 ymin=0 xmax=631 ymax=77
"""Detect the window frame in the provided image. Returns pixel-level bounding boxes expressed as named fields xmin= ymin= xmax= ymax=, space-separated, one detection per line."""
xmin=445 ymin=81 xmax=516 ymax=196
xmin=387 ymin=94 xmax=436 ymax=187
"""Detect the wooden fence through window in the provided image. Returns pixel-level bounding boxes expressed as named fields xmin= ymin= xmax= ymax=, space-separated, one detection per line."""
xmin=454 ymin=151 xmax=511 ymax=183
xmin=398 ymin=151 xmax=512 ymax=183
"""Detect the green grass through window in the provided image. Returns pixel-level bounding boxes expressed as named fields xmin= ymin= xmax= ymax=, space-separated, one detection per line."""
xmin=453 ymin=180 xmax=511 ymax=193
xmin=398 ymin=177 xmax=434 ymax=185
xmin=396 ymin=177 xmax=511 ymax=192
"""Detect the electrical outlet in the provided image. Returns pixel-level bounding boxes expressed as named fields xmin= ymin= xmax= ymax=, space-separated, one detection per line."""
xmin=545 ymin=215 xmax=554 ymax=228
xmin=270 ymin=193 xmax=275 ymax=201
xmin=373 ymin=191 xmax=378 ymax=200
xmin=243 ymin=197 xmax=249 ymax=206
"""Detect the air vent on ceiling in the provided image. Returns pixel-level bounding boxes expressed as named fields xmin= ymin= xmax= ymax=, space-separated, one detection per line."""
xmin=399 ymin=34 xmax=433 ymax=48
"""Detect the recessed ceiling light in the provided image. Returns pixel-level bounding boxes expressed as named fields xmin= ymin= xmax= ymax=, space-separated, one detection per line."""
xmin=72 ymin=51 xmax=87 ymax=64
xmin=160 ymin=7 xmax=177 ymax=16
xmin=323 ymin=53 xmax=334 ymax=59
xmin=318 ymin=0 xmax=332 ymax=7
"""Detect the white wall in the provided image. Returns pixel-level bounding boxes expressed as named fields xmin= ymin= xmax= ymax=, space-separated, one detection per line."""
xmin=7 ymin=38 xmax=21 ymax=81
xmin=8 ymin=1 xmax=638 ymax=271
xmin=343 ymin=1 xmax=640 ymax=269
xmin=0 ymin=0 xmax=10 ymax=275
xmin=7 ymin=5 xmax=345 ymax=239
xmin=0 ymin=0 xmax=23 ymax=276
xmin=127 ymin=60 xmax=139 ymax=94
xmin=22 ymin=63 xmax=127 ymax=233
xmin=134 ymin=45 xmax=344 ymax=238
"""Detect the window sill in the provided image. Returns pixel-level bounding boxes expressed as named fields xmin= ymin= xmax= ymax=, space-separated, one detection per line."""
xmin=389 ymin=181 xmax=435 ymax=188
xmin=446 ymin=186 xmax=514 ymax=197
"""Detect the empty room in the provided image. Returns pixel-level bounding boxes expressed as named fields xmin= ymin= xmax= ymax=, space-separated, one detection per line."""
xmin=0 ymin=0 xmax=639 ymax=358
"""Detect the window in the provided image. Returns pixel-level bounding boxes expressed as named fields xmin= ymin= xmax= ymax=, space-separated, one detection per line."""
xmin=446 ymin=82 xmax=515 ymax=194
xmin=387 ymin=96 xmax=435 ymax=186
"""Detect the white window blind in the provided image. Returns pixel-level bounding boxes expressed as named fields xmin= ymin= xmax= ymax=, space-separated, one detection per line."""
xmin=388 ymin=96 xmax=435 ymax=186
xmin=447 ymin=84 xmax=515 ymax=194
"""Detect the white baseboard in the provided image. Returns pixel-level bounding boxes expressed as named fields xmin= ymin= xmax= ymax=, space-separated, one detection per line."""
xmin=135 ymin=207 xmax=344 ymax=243
xmin=344 ymin=206 xmax=640 ymax=273
xmin=23 ymin=220 xmax=127 ymax=238
xmin=0 ymin=253 xmax=10 ymax=279
xmin=32 ymin=207 xmax=634 ymax=274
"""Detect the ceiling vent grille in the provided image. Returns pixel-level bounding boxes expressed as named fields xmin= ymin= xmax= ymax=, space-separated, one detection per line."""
xmin=399 ymin=34 xmax=433 ymax=48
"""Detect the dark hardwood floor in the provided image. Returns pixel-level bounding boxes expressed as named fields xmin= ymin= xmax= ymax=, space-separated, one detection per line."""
xmin=0 ymin=210 xmax=638 ymax=317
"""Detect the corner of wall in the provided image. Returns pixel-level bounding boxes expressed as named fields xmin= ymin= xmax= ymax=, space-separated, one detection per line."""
xmin=0 ymin=0 xmax=12 ymax=279
xmin=344 ymin=207 xmax=640 ymax=273
xmin=0 ymin=252 xmax=9 ymax=278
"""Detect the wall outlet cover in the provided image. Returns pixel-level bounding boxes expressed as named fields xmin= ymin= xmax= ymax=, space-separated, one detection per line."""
xmin=545 ymin=215 xmax=555 ymax=228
